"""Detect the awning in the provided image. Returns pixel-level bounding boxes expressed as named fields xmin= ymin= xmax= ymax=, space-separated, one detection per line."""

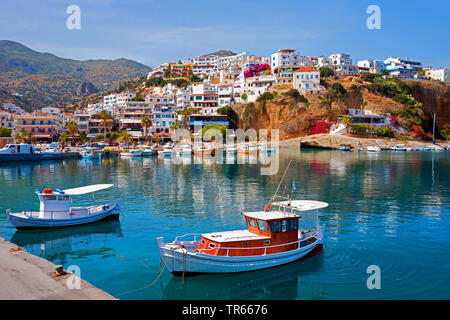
xmin=271 ymin=200 xmax=329 ymax=211
xmin=62 ymin=184 xmax=114 ymax=195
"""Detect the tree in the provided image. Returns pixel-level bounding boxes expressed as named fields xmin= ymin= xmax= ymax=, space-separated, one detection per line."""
xmin=241 ymin=93 xmax=248 ymax=102
xmin=319 ymin=66 xmax=334 ymax=78
xmin=169 ymin=120 xmax=181 ymax=131
xmin=117 ymin=130 xmax=132 ymax=145
xmin=217 ymin=105 xmax=239 ymax=129
xmin=94 ymin=110 xmax=113 ymax=141
xmin=342 ymin=116 xmax=353 ymax=133
xmin=66 ymin=121 xmax=79 ymax=142
xmin=141 ymin=116 xmax=153 ymax=141
xmin=0 ymin=127 xmax=11 ymax=137
xmin=16 ymin=131 xmax=36 ymax=144
xmin=58 ymin=133 xmax=68 ymax=151
xmin=79 ymin=131 xmax=88 ymax=143
xmin=202 ymin=124 xmax=227 ymax=141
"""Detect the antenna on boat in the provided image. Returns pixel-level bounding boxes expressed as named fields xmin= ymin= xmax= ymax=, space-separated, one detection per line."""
xmin=270 ymin=160 xmax=293 ymax=205
xmin=40 ymin=182 xmax=48 ymax=193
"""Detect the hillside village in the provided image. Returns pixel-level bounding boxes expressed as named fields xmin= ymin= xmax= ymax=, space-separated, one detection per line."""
xmin=1 ymin=49 xmax=449 ymax=144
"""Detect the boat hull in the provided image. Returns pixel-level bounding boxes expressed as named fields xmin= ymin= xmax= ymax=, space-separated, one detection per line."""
xmin=157 ymin=227 xmax=323 ymax=275
xmin=0 ymin=153 xmax=63 ymax=162
xmin=7 ymin=202 xmax=120 ymax=229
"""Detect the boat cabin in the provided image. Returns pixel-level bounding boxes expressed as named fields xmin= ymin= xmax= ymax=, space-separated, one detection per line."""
xmin=0 ymin=144 xmax=35 ymax=154
xmin=35 ymin=184 xmax=114 ymax=219
xmin=196 ymin=200 xmax=328 ymax=257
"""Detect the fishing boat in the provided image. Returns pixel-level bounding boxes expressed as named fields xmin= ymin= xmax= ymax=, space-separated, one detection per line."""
xmin=157 ymin=162 xmax=327 ymax=275
xmin=224 ymin=144 xmax=237 ymax=154
xmin=120 ymin=149 xmax=143 ymax=157
xmin=6 ymin=184 xmax=121 ymax=229
xmin=80 ymin=147 xmax=101 ymax=160
xmin=0 ymin=144 xmax=63 ymax=162
xmin=339 ymin=144 xmax=351 ymax=151
xmin=141 ymin=145 xmax=157 ymax=157
xmin=179 ymin=144 xmax=192 ymax=157
xmin=238 ymin=143 xmax=258 ymax=155
xmin=391 ymin=145 xmax=407 ymax=151
xmin=161 ymin=145 xmax=174 ymax=157
xmin=367 ymin=146 xmax=381 ymax=152
xmin=193 ymin=144 xmax=213 ymax=156
xmin=157 ymin=197 xmax=327 ymax=275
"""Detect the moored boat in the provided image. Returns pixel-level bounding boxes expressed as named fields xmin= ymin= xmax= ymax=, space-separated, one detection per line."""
xmin=80 ymin=147 xmax=101 ymax=159
xmin=339 ymin=144 xmax=351 ymax=151
xmin=157 ymin=198 xmax=327 ymax=275
xmin=120 ymin=149 xmax=143 ymax=157
xmin=6 ymin=184 xmax=121 ymax=229
xmin=367 ymin=146 xmax=381 ymax=152
xmin=0 ymin=144 xmax=63 ymax=162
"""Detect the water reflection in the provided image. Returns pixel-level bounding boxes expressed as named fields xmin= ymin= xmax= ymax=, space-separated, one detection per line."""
xmin=161 ymin=254 xmax=326 ymax=300
xmin=10 ymin=220 xmax=123 ymax=265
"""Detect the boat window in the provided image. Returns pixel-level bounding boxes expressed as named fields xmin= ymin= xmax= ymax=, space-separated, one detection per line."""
xmin=256 ymin=220 xmax=269 ymax=233
xmin=290 ymin=219 xmax=298 ymax=231
xmin=42 ymin=195 xmax=56 ymax=201
xmin=269 ymin=220 xmax=281 ymax=233
xmin=248 ymin=218 xmax=257 ymax=229
xmin=208 ymin=243 xmax=216 ymax=249
xmin=282 ymin=220 xmax=289 ymax=232
xmin=264 ymin=240 xmax=271 ymax=245
xmin=58 ymin=196 xmax=69 ymax=201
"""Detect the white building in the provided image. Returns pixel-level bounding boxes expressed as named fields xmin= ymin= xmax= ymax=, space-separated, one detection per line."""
xmin=175 ymin=88 xmax=191 ymax=111
xmin=217 ymin=83 xmax=234 ymax=107
xmin=147 ymin=95 xmax=177 ymax=135
xmin=147 ymin=62 xmax=170 ymax=79
xmin=357 ymin=60 xmax=386 ymax=74
xmin=293 ymin=67 xmax=322 ymax=92
xmin=218 ymin=52 xmax=250 ymax=69
xmin=270 ymin=49 xmax=301 ymax=71
xmin=193 ymin=55 xmax=218 ymax=76
xmin=73 ymin=112 xmax=90 ymax=133
xmin=425 ymin=68 xmax=450 ymax=83
xmin=0 ymin=111 xmax=14 ymax=131
xmin=116 ymin=92 xmax=136 ymax=106
xmin=190 ymin=83 xmax=218 ymax=115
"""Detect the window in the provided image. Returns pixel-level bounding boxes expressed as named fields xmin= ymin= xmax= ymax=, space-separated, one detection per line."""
xmin=208 ymin=243 xmax=216 ymax=249
xmin=256 ymin=220 xmax=269 ymax=233
xmin=58 ymin=196 xmax=69 ymax=201
xmin=282 ymin=220 xmax=289 ymax=232
xmin=269 ymin=220 xmax=281 ymax=233
xmin=43 ymin=195 xmax=56 ymax=200
xmin=248 ymin=218 xmax=257 ymax=229
xmin=264 ymin=240 xmax=271 ymax=245
xmin=290 ymin=219 xmax=298 ymax=231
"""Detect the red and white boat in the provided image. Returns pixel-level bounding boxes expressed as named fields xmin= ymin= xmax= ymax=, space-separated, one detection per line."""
xmin=157 ymin=197 xmax=327 ymax=276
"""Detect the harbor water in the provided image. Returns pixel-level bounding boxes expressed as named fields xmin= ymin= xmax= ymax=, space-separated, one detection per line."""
xmin=0 ymin=149 xmax=449 ymax=299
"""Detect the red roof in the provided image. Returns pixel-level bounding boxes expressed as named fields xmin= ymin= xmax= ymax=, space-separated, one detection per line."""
xmin=295 ymin=67 xmax=319 ymax=72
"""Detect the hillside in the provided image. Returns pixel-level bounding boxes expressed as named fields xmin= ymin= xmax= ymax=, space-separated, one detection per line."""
xmin=233 ymin=76 xmax=449 ymax=141
xmin=0 ymin=40 xmax=151 ymax=111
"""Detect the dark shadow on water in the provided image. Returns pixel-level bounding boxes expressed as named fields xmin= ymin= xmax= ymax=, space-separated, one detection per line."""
xmin=10 ymin=220 xmax=123 ymax=264
xmin=161 ymin=252 xmax=326 ymax=300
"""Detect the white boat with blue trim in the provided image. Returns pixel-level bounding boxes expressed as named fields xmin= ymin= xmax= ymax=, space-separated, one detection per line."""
xmin=157 ymin=197 xmax=327 ymax=276
xmin=6 ymin=184 xmax=121 ymax=229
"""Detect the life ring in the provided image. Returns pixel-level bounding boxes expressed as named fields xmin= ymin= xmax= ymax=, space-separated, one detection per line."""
xmin=264 ymin=204 xmax=271 ymax=212
xmin=10 ymin=150 xmax=15 ymax=154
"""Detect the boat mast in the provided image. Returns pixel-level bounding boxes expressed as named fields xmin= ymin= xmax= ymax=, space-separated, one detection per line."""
xmin=270 ymin=160 xmax=293 ymax=204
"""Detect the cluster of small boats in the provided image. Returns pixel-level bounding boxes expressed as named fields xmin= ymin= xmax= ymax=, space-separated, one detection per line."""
xmin=117 ymin=142 xmax=277 ymax=158
xmin=340 ymin=143 xmax=449 ymax=152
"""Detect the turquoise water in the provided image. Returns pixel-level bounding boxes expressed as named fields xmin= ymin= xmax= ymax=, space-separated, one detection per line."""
xmin=0 ymin=150 xmax=449 ymax=300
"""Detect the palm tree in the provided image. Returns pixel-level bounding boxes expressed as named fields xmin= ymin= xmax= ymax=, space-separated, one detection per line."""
xmin=58 ymin=133 xmax=68 ymax=151
xmin=342 ymin=116 xmax=354 ymax=134
xmin=94 ymin=111 xmax=112 ymax=141
xmin=141 ymin=116 xmax=152 ymax=142
xmin=79 ymin=132 xmax=88 ymax=143
xmin=117 ymin=130 xmax=132 ymax=145
xmin=169 ymin=120 xmax=181 ymax=131
xmin=16 ymin=131 xmax=36 ymax=144
xmin=66 ymin=121 xmax=79 ymax=143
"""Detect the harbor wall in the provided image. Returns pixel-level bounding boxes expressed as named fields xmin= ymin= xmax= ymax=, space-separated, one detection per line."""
xmin=0 ymin=236 xmax=116 ymax=300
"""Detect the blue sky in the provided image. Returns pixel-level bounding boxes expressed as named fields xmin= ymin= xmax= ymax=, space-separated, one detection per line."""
xmin=1 ymin=0 xmax=449 ymax=68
